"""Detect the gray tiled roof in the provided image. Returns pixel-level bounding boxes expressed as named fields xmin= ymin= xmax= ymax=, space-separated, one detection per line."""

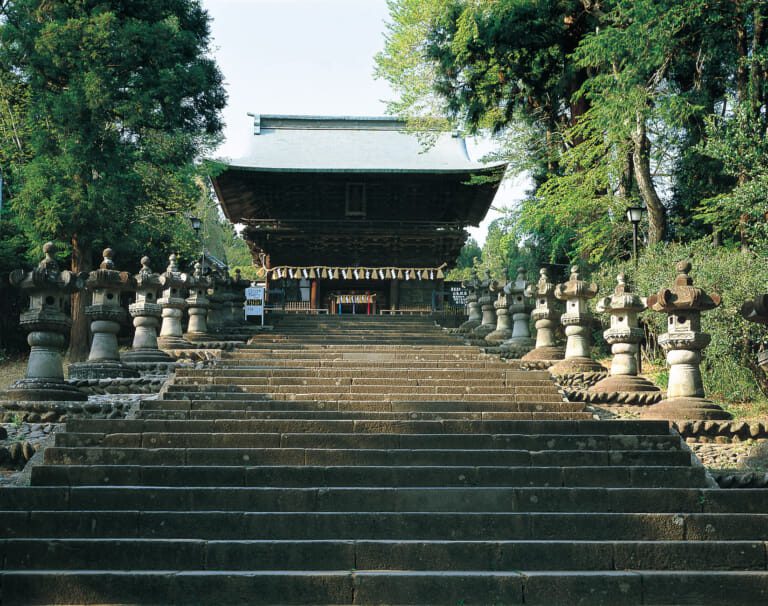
xmin=224 ymin=114 xmax=506 ymax=173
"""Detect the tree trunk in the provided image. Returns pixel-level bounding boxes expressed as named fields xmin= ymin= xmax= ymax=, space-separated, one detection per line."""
xmin=632 ymin=112 xmax=666 ymax=244
xmin=69 ymin=234 xmax=92 ymax=362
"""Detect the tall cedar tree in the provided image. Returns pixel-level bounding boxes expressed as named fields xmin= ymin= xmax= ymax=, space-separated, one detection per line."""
xmin=0 ymin=0 xmax=226 ymax=359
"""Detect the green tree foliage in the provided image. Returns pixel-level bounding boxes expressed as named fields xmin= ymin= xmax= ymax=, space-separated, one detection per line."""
xmin=380 ymin=0 xmax=768 ymax=268
xmin=445 ymin=237 xmax=481 ymax=281
xmin=0 ymin=0 xmax=226 ymax=357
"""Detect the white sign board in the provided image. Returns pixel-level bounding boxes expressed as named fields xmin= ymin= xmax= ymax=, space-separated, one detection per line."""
xmin=245 ymin=286 xmax=266 ymax=324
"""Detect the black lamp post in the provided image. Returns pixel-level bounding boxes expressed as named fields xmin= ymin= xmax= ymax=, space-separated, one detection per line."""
xmin=625 ymin=204 xmax=645 ymax=373
xmin=187 ymin=215 xmax=204 ymax=272
xmin=626 ymin=205 xmax=645 ymax=271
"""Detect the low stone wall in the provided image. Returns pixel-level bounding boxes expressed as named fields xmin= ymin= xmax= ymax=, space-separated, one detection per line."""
xmin=672 ymin=420 xmax=768 ymax=442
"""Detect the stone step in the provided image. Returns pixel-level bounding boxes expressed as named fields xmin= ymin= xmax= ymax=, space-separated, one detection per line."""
xmin=31 ymin=464 xmax=709 ymax=488
xmin=237 ymin=344 xmax=480 ymax=351
xmin=143 ymin=400 xmax=580 ymax=414
xmin=171 ymin=377 xmax=560 ymax=389
xmin=42 ymin=447 xmax=692 ymax=468
xmin=3 ymin=511 xmax=759 ymax=541
xmin=163 ymin=410 xmax=585 ymax=421
xmin=63 ymin=418 xmax=669 ymax=435
xmin=175 ymin=368 xmax=528 ymax=379
xmin=3 ymin=538 xmax=767 ymax=572
xmin=161 ymin=392 xmax=573 ymax=405
xmin=4 ymin=569 xmax=767 ymax=606
xmin=10 ymin=487 xmax=761 ymax=513
xmin=217 ymin=360 xmax=514 ymax=369
xmin=55 ymin=431 xmax=682 ymax=451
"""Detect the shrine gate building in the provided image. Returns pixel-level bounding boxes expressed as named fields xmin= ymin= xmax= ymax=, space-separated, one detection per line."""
xmin=211 ymin=114 xmax=505 ymax=313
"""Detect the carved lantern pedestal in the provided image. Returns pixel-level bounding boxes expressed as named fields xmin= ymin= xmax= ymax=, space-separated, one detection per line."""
xmin=641 ymin=261 xmax=730 ymax=421
xmin=1 ymin=243 xmax=86 ymax=402
xmin=458 ymin=270 xmax=482 ymax=334
xmin=484 ymin=281 xmax=512 ymax=345
xmin=499 ymin=267 xmax=535 ymax=357
xmin=521 ymin=268 xmax=564 ymax=366
xmin=549 ymin=266 xmax=606 ymax=376
xmin=69 ymin=249 xmax=138 ymax=380
xmin=121 ymin=257 xmax=173 ymax=368
xmin=184 ymin=263 xmax=214 ymax=342
xmin=157 ymin=254 xmax=192 ymax=350
xmin=470 ymin=270 xmax=497 ymax=339
xmin=588 ymin=274 xmax=661 ymax=405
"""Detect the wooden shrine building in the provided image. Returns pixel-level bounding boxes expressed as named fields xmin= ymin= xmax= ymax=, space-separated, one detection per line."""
xmin=211 ymin=115 xmax=505 ymax=313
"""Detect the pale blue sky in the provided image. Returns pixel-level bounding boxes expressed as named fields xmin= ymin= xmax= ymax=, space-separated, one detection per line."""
xmin=202 ymin=0 xmax=525 ymax=243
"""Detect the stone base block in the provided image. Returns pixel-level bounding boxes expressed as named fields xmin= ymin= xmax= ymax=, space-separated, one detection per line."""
xmin=640 ymin=396 xmax=732 ymax=421
xmin=518 ymin=359 xmax=556 ymax=370
xmin=68 ymin=361 xmax=139 ymax=380
xmin=0 ymin=398 xmax=126 ymax=422
xmin=499 ymin=338 xmax=535 ymax=359
xmin=121 ymin=349 xmax=173 ymax=365
xmin=182 ymin=336 xmax=240 ymax=350
xmin=0 ymin=379 xmax=87 ymax=402
xmin=484 ymin=329 xmax=513 ymax=345
xmin=157 ymin=336 xmax=193 ymax=350
xmin=457 ymin=320 xmax=481 ymax=334
xmin=470 ymin=324 xmax=496 ymax=339
xmin=581 ymin=375 xmax=663 ymax=405
xmin=549 ymin=357 xmax=606 ymax=376
xmin=521 ymin=346 xmax=565 ymax=362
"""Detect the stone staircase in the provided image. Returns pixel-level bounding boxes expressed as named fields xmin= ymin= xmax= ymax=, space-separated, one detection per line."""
xmin=2 ymin=315 xmax=767 ymax=604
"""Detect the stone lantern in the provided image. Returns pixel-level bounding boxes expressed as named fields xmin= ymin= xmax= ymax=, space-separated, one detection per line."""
xmin=499 ymin=267 xmax=535 ymax=356
xmin=470 ymin=270 xmax=496 ymax=339
xmin=521 ymin=267 xmax=564 ymax=364
xmin=458 ymin=270 xmax=482 ymax=334
xmin=68 ymin=248 xmax=138 ymax=379
xmin=157 ymin=254 xmax=192 ymax=350
xmin=1 ymin=242 xmax=86 ymax=401
xmin=185 ymin=262 xmax=213 ymax=342
xmin=642 ymin=260 xmax=730 ymax=420
xmin=121 ymin=256 xmax=173 ymax=367
xmin=225 ymin=268 xmax=249 ymax=325
xmin=484 ymin=279 xmax=512 ymax=345
xmin=549 ymin=265 xmax=605 ymax=375
xmin=589 ymin=274 xmax=660 ymax=402
xmin=205 ymin=267 xmax=227 ymax=333
xmin=740 ymin=293 xmax=768 ymax=374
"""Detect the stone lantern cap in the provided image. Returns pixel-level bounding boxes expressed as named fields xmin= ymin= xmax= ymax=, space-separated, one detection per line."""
xmin=134 ymin=256 xmax=164 ymax=291
xmin=526 ymin=268 xmax=557 ymax=300
xmin=647 ymin=261 xmax=721 ymax=313
xmin=461 ymin=269 xmax=481 ymax=296
xmin=159 ymin=254 xmax=190 ymax=292
xmin=9 ymin=242 xmax=83 ymax=295
xmin=596 ymin=274 xmax=646 ymax=314
xmin=555 ymin=266 xmax=598 ymax=302
xmin=85 ymin=248 xmax=134 ymax=293
xmin=188 ymin=262 xmax=213 ymax=291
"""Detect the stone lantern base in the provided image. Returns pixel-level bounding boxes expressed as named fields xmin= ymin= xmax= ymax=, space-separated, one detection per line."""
xmin=520 ymin=345 xmax=564 ymax=364
xmin=457 ymin=319 xmax=481 ymax=334
xmin=640 ymin=396 xmax=731 ymax=421
xmin=499 ymin=337 xmax=535 ymax=358
xmin=485 ymin=327 xmax=513 ymax=346
xmin=470 ymin=323 xmax=496 ymax=340
xmin=585 ymin=374 xmax=662 ymax=405
xmin=1 ymin=378 xmax=86 ymax=402
xmin=121 ymin=347 xmax=175 ymax=369
xmin=549 ymin=357 xmax=606 ymax=375
xmin=68 ymin=360 xmax=139 ymax=381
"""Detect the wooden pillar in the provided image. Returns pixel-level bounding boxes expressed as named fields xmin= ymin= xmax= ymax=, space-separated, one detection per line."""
xmin=390 ymin=279 xmax=399 ymax=311
xmin=310 ymin=280 xmax=318 ymax=311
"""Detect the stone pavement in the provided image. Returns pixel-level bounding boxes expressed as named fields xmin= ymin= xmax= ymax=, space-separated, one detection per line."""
xmin=1 ymin=315 xmax=767 ymax=604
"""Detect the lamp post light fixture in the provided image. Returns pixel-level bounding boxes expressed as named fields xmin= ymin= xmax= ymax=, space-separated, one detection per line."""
xmin=626 ymin=205 xmax=645 ymax=271
xmin=187 ymin=214 xmax=204 ymax=273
